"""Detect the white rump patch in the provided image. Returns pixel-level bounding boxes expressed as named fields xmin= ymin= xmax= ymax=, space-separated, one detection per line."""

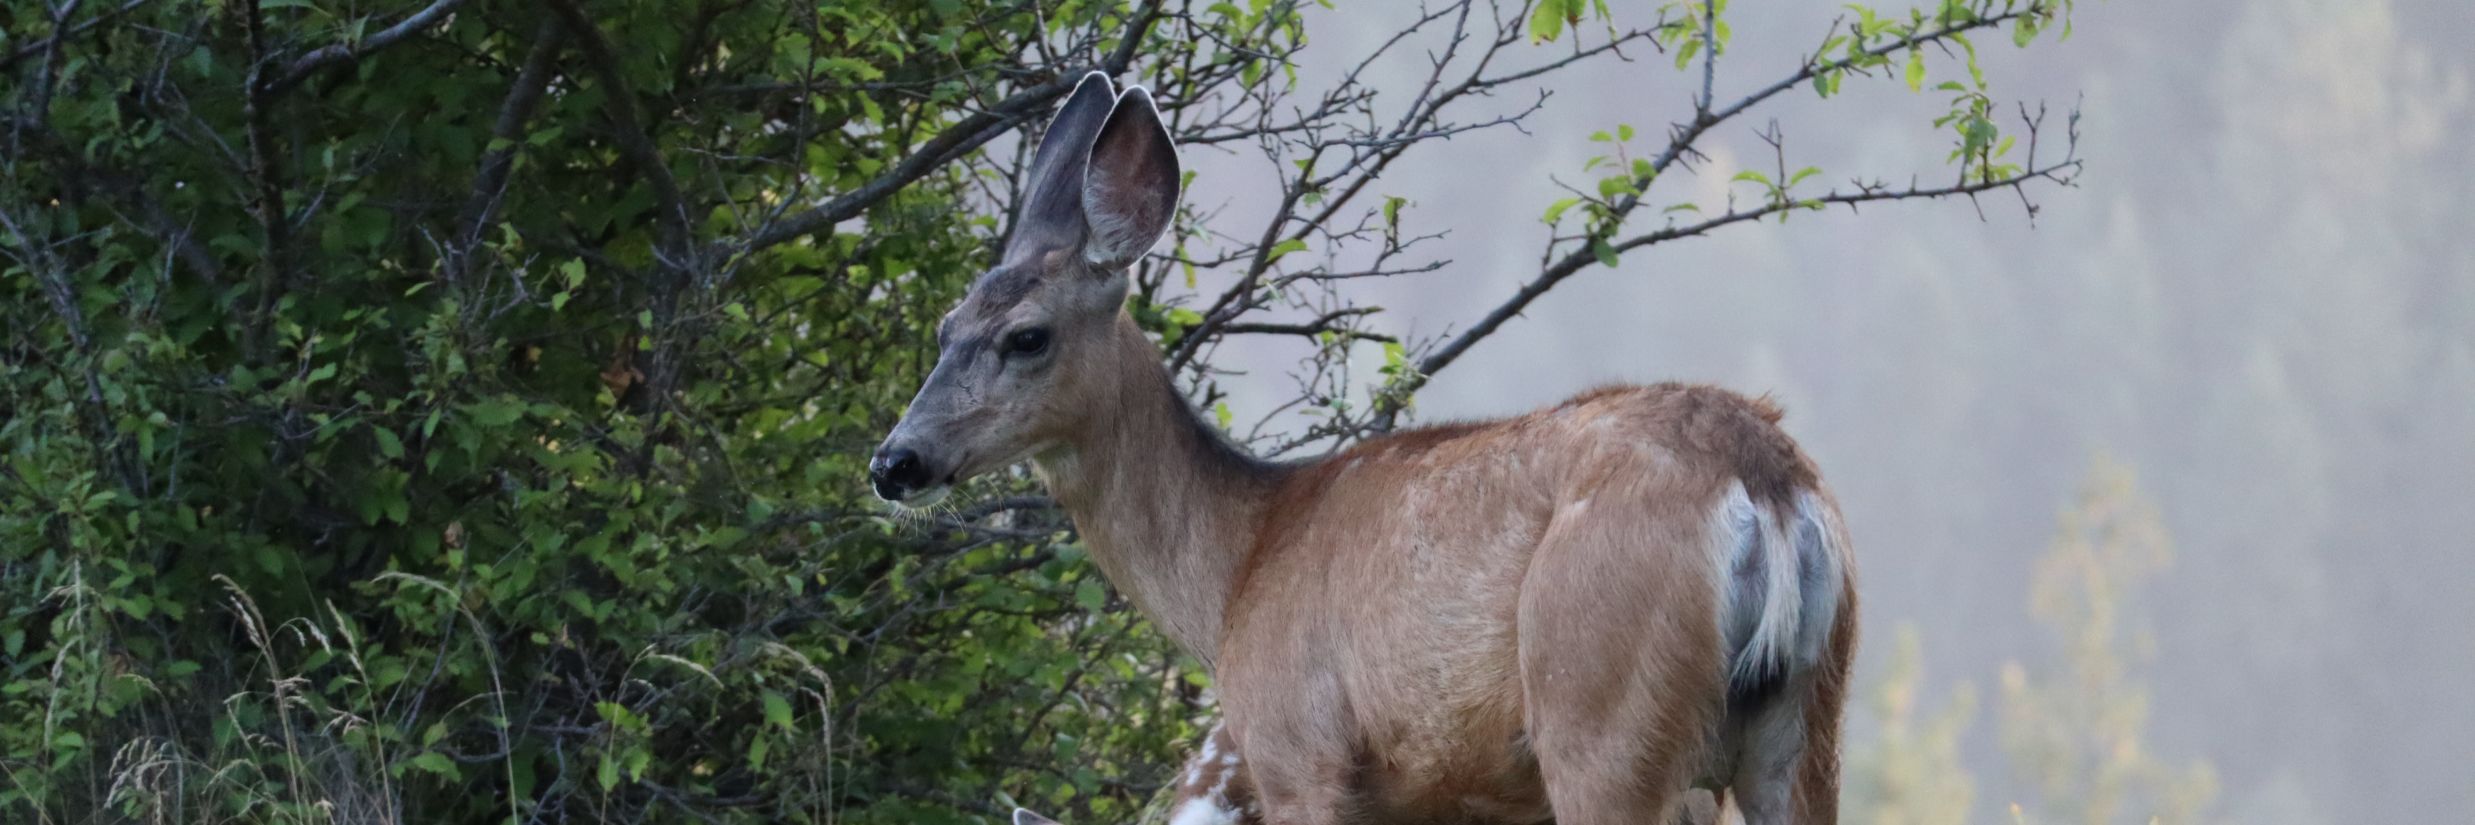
xmin=1710 ymin=481 xmax=1845 ymax=688
xmin=1786 ymin=490 xmax=1847 ymax=668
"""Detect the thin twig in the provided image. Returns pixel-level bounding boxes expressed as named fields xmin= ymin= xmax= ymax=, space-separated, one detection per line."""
xmin=258 ymin=0 xmax=476 ymax=98
xmin=725 ymin=1 xmax=1166 ymax=257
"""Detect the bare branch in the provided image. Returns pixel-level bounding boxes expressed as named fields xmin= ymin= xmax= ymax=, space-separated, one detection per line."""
xmin=1394 ymin=3 xmax=2067 ymax=413
xmin=1698 ymin=0 xmax=1719 ymax=117
xmin=1221 ymin=307 xmax=1396 ymax=343
xmin=1414 ymin=116 xmax=2083 ymax=386
xmin=449 ymin=16 xmax=566 ymax=281
xmin=546 ymin=0 xmax=694 ymax=271
xmin=724 ymin=2 xmax=1167 ymax=257
xmin=0 ymin=203 xmax=141 ymax=493
xmin=1162 ymin=2 xmax=1662 ymax=383
xmin=258 ymin=0 xmax=475 ymax=98
xmin=240 ymin=0 xmax=297 ymax=335
xmin=1 ymin=0 xmax=147 ymax=71
xmin=14 ymin=0 xmax=84 ymax=152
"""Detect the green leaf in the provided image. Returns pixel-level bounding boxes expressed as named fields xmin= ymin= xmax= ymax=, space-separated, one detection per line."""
xmin=1526 ymin=0 xmax=1569 ymax=43
xmin=762 ymin=691 xmax=796 ymax=732
xmin=373 ymin=427 xmax=404 ymax=460
xmin=1212 ymin=401 xmax=1234 ymax=430
xmin=1591 ymin=237 xmax=1619 ymax=268
xmin=1542 ymin=197 xmax=1581 ymax=225
xmin=409 ymin=751 xmax=458 ymax=779
xmin=1905 ymin=49 xmax=1926 ymax=91
xmin=1076 ymin=579 xmax=1107 ymax=611
xmin=1264 ymin=238 xmax=1308 ymax=262
xmin=463 ymin=399 xmax=524 ymax=427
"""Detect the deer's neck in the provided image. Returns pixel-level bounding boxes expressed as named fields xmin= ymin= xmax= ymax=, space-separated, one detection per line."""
xmin=1032 ymin=316 xmax=1290 ymax=663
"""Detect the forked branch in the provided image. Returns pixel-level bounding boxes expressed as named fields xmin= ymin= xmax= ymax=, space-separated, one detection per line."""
xmin=724 ymin=2 xmax=1168 ymax=258
xmin=1417 ymin=117 xmax=2082 ymax=384
xmin=258 ymin=0 xmax=475 ymax=97
xmin=1365 ymin=1 xmax=2082 ymax=428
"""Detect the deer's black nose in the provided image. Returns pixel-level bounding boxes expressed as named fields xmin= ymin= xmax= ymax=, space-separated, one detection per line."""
xmin=870 ymin=446 xmax=931 ymax=500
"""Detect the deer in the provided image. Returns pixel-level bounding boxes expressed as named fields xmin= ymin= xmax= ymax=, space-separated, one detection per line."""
xmin=869 ymin=72 xmax=1859 ymax=825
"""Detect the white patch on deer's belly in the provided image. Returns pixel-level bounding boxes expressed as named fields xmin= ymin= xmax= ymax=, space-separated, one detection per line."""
xmin=1167 ymin=796 xmax=1242 ymax=825
xmin=1186 ymin=736 xmax=1217 ymax=786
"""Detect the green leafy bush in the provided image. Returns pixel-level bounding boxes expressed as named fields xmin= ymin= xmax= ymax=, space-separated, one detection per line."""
xmin=1 ymin=1 xmax=1261 ymax=821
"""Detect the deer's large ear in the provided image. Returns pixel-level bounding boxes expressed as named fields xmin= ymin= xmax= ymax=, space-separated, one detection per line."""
xmin=1079 ymin=87 xmax=1181 ymax=272
xmin=1009 ymin=72 xmax=1119 ymax=256
xmin=1012 ymin=808 xmax=1063 ymax=825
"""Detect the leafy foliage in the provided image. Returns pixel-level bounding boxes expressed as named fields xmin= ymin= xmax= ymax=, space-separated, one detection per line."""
xmin=1844 ymin=457 xmax=2219 ymax=825
xmin=1 ymin=1 xmax=1253 ymax=821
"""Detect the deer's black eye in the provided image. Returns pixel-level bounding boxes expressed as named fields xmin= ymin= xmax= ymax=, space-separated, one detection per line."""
xmin=1004 ymin=327 xmax=1051 ymax=357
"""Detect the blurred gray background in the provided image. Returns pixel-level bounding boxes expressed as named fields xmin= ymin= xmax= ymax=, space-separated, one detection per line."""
xmin=1187 ymin=0 xmax=2475 ymax=819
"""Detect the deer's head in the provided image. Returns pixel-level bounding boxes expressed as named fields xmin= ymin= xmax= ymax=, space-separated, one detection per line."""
xmin=869 ymin=72 xmax=1181 ymax=507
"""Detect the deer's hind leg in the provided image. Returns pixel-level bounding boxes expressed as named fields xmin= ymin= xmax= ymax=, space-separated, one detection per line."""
xmin=1724 ymin=610 xmax=1854 ymax=823
xmin=1790 ymin=584 xmax=1856 ymax=823
xmin=1516 ymin=493 xmax=1726 ymax=825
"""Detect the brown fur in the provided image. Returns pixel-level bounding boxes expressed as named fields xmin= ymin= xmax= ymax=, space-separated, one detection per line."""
xmin=1040 ymin=317 xmax=1854 ymax=825
xmin=878 ymin=74 xmax=1856 ymax=825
